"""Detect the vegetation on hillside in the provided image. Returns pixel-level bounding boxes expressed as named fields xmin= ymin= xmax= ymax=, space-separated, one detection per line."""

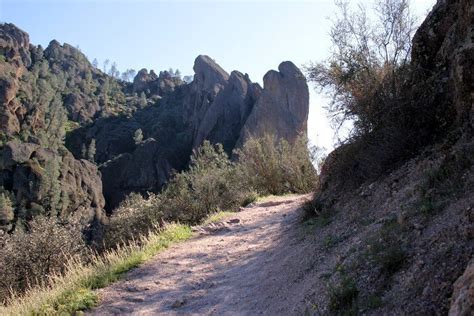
xmin=306 ymin=0 xmax=455 ymax=189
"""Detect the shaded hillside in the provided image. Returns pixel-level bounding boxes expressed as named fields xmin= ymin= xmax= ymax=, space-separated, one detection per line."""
xmin=303 ymin=0 xmax=473 ymax=314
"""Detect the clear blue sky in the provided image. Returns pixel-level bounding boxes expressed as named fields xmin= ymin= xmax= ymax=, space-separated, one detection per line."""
xmin=1 ymin=0 xmax=435 ymax=150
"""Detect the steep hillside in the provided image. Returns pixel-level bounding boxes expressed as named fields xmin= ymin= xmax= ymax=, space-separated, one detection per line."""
xmin=304 ymin=0 xmax=473 ymax=313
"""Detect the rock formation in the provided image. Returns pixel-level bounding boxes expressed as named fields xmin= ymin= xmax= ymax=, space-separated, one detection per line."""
xmin=411 ymin=0 xmax=473 ymax=128
xmin=1 ymin=22 xmax=310 ymax=220
xmin=83 ymin=55 xmax=309 ymax=209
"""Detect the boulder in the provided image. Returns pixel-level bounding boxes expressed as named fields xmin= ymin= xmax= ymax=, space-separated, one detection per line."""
xmin=192 ymin=55 xmax=229 ymax=94
xmin=64 ymin=93 xmax=100 ymax=123
xmin=1 ymin=141 xmax=39 ymax=169
xmin=411 ymin=0 xmax=473 ymax=126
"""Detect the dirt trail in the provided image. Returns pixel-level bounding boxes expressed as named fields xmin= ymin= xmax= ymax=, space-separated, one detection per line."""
xmin=89 ymin=194 xmax=318 ymax=315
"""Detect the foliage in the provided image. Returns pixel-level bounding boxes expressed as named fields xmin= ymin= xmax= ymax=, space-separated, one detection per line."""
xmin=0 ymin=216 xmax=87 ymax=303
xmin=160 ymin=141 xmax=253 ymax=224
xmin=235 ymin=134 xmax=317 ymax=195
xmin=366 ymin=220 xmax=406 ymax=275
xmin=309 ymin=0 xmax=455 ymax=192
xmin=306 ymin=0 xmax=416 ymax=136
xmin=328 ymin=276 xmax=359 ymax=315
xmin=0 ymin=191 xmax=14 ymax=227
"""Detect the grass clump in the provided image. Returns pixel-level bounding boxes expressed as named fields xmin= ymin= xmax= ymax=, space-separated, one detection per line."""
xmin=203 ymin=211 xmax=237 ymax=225
xmin=367 ymin=220 xmax=406 ymax=275
xmin=328 ymin=276 xmax=359 ymax=315
xmin=0 ymin=224 xmax=191 ymax=315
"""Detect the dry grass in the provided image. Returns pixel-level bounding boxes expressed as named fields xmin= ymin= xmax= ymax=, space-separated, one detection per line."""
xmin=0 ymin=224 xmax=192 ymax=315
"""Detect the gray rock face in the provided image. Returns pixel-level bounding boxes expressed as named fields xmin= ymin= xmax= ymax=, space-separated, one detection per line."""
xmin=411 ymin=0 xmax=473 ymax=126
xmin=236 ymin=61 xmax=309 ymax=146
xmin=100 ymin=138 xmax=172 ymax=211
xmin=192 ymin=55 xmax=229 ymax=94
xmin=193 ymin=71 xmax=262 ymax=151
xmin=64 ymin=93 xmax=100 ymax=123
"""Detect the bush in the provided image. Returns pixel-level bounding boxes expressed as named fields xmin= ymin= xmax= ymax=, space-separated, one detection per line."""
xmin=0 ymin=216 xmax=87 ymax=302
xmin=102 ymin=193 xmax=164 ymax=248
xmin=161 ymin=141 xmax=253 ymax=223
xmin=235 ymin=134 xmax=317 ymax=195
xmin=308 ymin=0 xmax=454 ymax=193
xmin=329 ymin=276 xmax=359 ymax=315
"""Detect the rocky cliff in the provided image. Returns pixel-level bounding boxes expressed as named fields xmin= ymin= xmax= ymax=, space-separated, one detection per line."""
xmin=0 ymin=23 xmax=309 ymax=225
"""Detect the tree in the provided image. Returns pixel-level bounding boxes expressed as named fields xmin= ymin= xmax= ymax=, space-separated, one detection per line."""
xmin=87 ymin=139 xmax=96 ymax=162
xmin=42 ymin=158 xmax=61 ymax=216
xmin=0 ymin=191 xmax=14 ymax=225
xmin=109 ymin=62 xmax=120 ymax=78
xmin=306 ymin=0 xmax=417 ymax=137
xmin=138 ymin=91 xmax=147 ymax=108
xmin=174 ymin=69 xmax=182 ymax=79
xmin=103 ymin=59 xmax=110 ymax=73
xmin=121 ymin=68 xmax=137 ymax=82
xmin=92 ymin=58 xmax=99 ymax=68
xmin=81 ymin=143 xmax=87 ymax=159
xmin=133 ymin=129 xmax=143 ymax=144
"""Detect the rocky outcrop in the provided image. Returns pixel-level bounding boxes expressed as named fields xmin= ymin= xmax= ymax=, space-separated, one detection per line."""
xmin=0 ymin=23 xmax=31 ymax=68
xmin=193 ymin=70 xmax=261 ymax=151
xmin=67 ymin=55 xmax=309 ymax=209
xmin=0 ymin=141 xmax=105 ymax=227
xmin=236 ymin=61 xmax=309 ymax=146
xmin=0 ymin=23 xmax=31 ymax=135
xmin=100 ymin=138 xmax=172 ymax=211
xmin=133 ymin=68 xmax=183 ymax=97
xmin=411 ymin=0 xmax=473 ymax=127
xmin=1 ymin=24 xmax=311 ymax=215
xmin=449 ymin=259 xmax=474 ymax=316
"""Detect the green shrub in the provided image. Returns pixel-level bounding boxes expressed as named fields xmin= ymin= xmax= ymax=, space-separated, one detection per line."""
xmin=329 ymin=276 xmax=359 ymax=315
xmin=103 ymin=192 xmax=165 ymax=248
xmin=235 ymin=134 xmax=317 ymax=195
xmin=367 ymin=221 xmax=406 ymax=275
xmin=161 ymin=141 xmax=253 ymax=224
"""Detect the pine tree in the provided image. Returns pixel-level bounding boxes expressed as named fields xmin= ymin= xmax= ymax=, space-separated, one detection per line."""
xmin=133 ymin=129 xmax=143 ymax=144
xmin=87 ymin=139 xmax=96 ymax=162
xmin=0 ymin=191 xmax=14 ymax=225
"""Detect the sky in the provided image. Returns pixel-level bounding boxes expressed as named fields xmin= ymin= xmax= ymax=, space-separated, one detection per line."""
xmin=0 ymin=0 xmax=436 ymax=151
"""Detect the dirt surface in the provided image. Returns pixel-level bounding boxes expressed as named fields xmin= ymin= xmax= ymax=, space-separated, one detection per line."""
xmin=89 ymin=194 xmax=317 ymax=315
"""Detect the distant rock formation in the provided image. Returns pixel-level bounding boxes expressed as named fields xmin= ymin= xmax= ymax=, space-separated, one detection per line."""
xmin=236 ymin=61 xmax=309 ymax=146
xmin=92 ymin=55 xmax=309 ymax=209
xmin=1 ymin=22 xmax=310 ymax=222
